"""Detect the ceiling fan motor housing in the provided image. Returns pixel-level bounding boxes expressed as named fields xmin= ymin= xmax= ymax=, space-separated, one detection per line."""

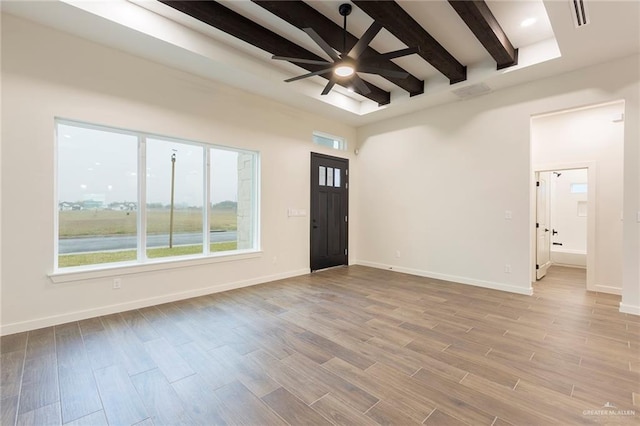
xmin=339 ymin=4 xmax=352 ymax=17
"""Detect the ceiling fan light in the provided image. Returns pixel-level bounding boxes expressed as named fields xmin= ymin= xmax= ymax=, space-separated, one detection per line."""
xmin=335 ymin=65 xmax=354 ymax=77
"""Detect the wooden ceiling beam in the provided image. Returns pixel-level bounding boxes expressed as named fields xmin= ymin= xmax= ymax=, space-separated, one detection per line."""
xmin=159 ymin=1 xmax=391 ymax=105
xmin=353 ymin=0 xmax=466 ymax=84
xmin=253 ymin=0 xmax=424 ymax=97
xmin=448 ymin=0 xmax=518 ymax=69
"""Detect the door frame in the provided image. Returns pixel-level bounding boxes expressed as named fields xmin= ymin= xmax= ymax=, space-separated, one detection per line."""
xmin=530 ymin=161 xmax=596 ymax=290
xmin=310 ymin=152 xmax=349 ymax=271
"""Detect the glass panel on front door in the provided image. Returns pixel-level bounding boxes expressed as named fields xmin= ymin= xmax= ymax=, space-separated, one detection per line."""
xmin=334 ymin=168 xmax=341 ymax=188
xmin=319 ymin=166 xmax=326 ymax=186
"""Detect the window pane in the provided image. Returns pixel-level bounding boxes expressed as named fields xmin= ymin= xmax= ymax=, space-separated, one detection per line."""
xmin=210 ymin=148 xmax=241 ymax=253
xmin=319 ymin=166 xmax=326 ymax=186
xmin=57 ymin=123 xmax=138 ymax=268
xmin=334 ymin=168 xmax=341 ymax=188
xmin=570 ymin=183 xmax=587 ymax=194
xmin=146 ymin=139 xmax=203 ymax=258
xmin=236 ymin=151 xmax=256 ymax=250
xmin=327 ymin=167 xmax=334 ymax=187
xmin=312 ymin=131 xmax=346 ymax=151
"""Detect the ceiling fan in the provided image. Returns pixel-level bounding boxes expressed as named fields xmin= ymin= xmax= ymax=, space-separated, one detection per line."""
xmin=272 ymin=3 xmax=419 ymax=96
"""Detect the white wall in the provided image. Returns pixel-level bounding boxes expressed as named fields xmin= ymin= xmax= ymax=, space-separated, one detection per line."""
xmin=549 ymin=169 xmax=588 ymax=268
xmin=532 ymin=103 xmax=624 ymax=292
xmin=355 ymin=94 xmax=533 ymax=295
xmin=355 ymin=55 xmax=639 ymax=310
xmin=0 ymin=15 xmax=357 ymax=334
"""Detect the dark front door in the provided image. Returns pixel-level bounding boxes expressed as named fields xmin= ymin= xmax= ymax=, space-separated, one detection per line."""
xmin=310 ymin=153 xmax=348 ymax=271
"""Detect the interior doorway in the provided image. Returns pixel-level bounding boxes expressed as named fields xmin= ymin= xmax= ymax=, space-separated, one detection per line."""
xmin=530 ymin=100 xmax=624 ymax=294
xmin=310 ymin=152 xmax=349 ymax=271
xmin=535 ymin=168 xmax=588 ymax=281
xmin=534 ymin=163 xmax=595 ymax=289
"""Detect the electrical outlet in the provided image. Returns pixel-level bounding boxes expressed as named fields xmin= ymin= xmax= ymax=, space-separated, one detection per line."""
xmin=113 ymin=278 xmax=122 ymax=289
xmin=396 ymin=250 xmax=401 ymax=258
xmin=504 ymin=210 xmax=513 ymax=220
xmin=504 ymin=264 xmax=512 ymax=273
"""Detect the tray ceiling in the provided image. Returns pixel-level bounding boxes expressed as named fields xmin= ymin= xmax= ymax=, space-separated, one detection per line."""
xmin=2 ymin=1 xmax=638 ymax=126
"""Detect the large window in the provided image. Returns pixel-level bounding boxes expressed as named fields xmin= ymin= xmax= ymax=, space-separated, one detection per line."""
xmin=56 ymin=120 xmax=259 ymax=270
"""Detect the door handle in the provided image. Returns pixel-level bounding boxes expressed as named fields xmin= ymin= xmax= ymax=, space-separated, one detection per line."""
xmin=552 ymin=229 xmax=558 ymax=235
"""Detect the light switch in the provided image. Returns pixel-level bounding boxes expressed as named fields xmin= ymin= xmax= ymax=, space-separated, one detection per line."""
xmin=637 ymin=211 xmax=640 ymax=223
xmin=505 ymin=210 xmax=512 ymax=220
xmin=288 ymin=208 xmax=306 ymax=217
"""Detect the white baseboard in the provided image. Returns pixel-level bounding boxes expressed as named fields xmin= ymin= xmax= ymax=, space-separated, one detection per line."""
xmin=355 ymin=260 xmax=533 ymax=296
xmin=619 ymin=303 xmax=640 ymax=316
xmin=551 ymin=263 xmax=586 ymax=270
xmin=550 ymin=250 xmax=586 ymax=268
xmin=595 ymin=285 xmax=622 ymax=295
xmin=0 ymin=268 xmax=309 ymax=336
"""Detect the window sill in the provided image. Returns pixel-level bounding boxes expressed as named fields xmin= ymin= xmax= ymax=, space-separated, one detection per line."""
xmin=49 ymin=250 xmax=262 ymax=283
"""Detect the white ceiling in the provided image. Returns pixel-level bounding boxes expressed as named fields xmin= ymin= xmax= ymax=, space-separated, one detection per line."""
xmin=2 ymin=0 xmax=639 ymax=126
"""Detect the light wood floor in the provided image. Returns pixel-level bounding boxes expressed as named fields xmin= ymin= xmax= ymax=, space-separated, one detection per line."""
xmin=1 ymin=265 xmax=638 ymax=425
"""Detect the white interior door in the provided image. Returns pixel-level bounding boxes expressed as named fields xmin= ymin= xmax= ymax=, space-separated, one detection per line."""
xmin=536 ymin=171 xmax=552 ymax=279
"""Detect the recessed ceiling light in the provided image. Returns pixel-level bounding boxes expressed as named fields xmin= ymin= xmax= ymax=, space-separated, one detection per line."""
xmin=520 ymin=17 xmax=537 ymax=28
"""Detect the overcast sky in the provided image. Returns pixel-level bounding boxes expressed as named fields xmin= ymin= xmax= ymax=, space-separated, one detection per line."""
xmin=58 ymin=123 xmax=239 ymax=206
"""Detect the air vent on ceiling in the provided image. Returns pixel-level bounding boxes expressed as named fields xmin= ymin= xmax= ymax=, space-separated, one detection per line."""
xmin=452 ymin=83 xmax=492 ymax=99
xmin=571 ymin=0 xmax=590 ymax=28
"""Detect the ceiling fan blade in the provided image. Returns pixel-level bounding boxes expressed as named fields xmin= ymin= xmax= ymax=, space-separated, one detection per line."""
xmin=321 ymin=77 xmax=338 ymax=95
xmin=272 ymin=56 xmax=332 ymax=66
xmin=357 ymin=66 xmax=409 ymax=79
xmin=284 ymin=67 xmax=334 ymax=83
xmin=351 ymin=74 xmax=371 ymax=95
xmin=303 ymin=28 xmax=341 ymax=62
xmin=347 ymin=21 xmax=383 ymax=59
xmin=375 ymin=46 xmax=420 ymax=61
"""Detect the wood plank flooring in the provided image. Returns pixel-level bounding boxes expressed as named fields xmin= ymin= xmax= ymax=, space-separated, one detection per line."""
xmin=1 ymin=265 xmax=638 ymax=425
